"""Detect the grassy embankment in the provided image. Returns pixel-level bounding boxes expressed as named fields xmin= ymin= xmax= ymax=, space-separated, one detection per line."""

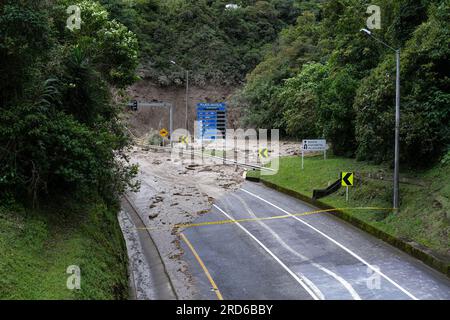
xmin=248 ymin=155 xmax=450 ymax=256
xmin=0 ymin=195 xmax=128 ymax=299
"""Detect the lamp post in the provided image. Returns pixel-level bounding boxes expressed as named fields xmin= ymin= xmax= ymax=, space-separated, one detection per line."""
xmin=360 ymin=28 xmax=401 ymax=211
xmin=170 ymin=60 xmax=189 ymax=132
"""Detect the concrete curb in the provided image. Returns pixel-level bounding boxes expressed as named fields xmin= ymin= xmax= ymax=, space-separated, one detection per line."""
xmin=246 ymin=176 xmax=450 ymax=279
xmin=122 ymin=196 xmax=178 ymax=300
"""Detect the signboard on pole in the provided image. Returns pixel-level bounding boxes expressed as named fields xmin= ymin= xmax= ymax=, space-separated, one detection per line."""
xmin=301 ymin=139 xmax=328 ymax=170
xmin=302 ymin=140 xmax=327 ymax=151
xmin=196 ymin=103 xmax=227 ymax=141
xmin=341 ymin=172 xmax=354 ymax=202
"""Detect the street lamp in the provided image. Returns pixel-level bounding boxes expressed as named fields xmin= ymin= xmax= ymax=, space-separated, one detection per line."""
xmin=171 ymin=60 xmax=189 ymax=132
xmin=360 ymin=28 xmax=401 ymax=211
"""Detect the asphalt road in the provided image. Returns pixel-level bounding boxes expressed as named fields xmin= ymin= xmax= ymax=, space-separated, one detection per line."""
xmin=181 ymin=181 xmax=450 ymax=300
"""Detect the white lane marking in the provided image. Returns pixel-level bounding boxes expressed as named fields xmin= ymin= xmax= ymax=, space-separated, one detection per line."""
xmin=302 ymin=277 xmax=325 ymax=300
xmin=240 ymin=188 xmax=419 ymax=300
xmin=232 ymin=194 xmax=361 ymax=300
xmin=213 ymin=204 xmax=321 ymax=300
xmin=228 ymin=195 xmax=325 ymax=299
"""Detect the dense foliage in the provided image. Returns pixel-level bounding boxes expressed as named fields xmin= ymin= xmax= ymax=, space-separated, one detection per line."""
xmin=236 ymin=0 xmax=450 ymax=167
xmin=1 ymin=0 xmax=448 ymax=205
xmin=98 ymin=0 xmax=308 ymax=86
xmin=0 ymin=0 xmax=139 ymax=203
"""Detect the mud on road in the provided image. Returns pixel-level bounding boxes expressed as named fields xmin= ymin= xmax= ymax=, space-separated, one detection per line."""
xmin=121 ymin=147 xmax=246 ymax=299
xmin=118 ymin=140 xmax=302 ymax=299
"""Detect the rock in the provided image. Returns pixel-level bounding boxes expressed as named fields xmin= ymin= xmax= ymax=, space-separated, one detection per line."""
xmin=150 ymin=196 xmax=164 ymax=203
xmin=149 ymin=212 xmax=159 ymax=219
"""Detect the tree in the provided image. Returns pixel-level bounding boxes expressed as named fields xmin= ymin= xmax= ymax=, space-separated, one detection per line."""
xmin=278 ymin=62 xmax=328 ymax=139
xmin=0 ymin=0 xmax=139 ymax=203
xmin=318 ymin=67 xmax=359 ymax=156
xmin=354 ymin=1 xmax=450 ymax=167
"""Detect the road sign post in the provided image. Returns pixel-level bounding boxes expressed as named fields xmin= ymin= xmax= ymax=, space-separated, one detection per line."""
xmin=196 ymin=103 xmax=227 ymax=141
xmin=301 ymin=140 xmax=328 ymax=170
xmin=159 ymin=128 xmax=169 ymax=138
xmin=301 ymin=149 xmax=306 ymax=170
xmin=341 ymin=172 xmax=354 ymax=202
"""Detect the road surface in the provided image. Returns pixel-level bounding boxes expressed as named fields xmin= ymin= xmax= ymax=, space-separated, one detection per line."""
xmin=181 ymin=181 xmax=450 ymax=300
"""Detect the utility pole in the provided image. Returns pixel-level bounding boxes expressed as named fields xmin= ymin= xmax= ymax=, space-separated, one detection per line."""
xmin=360 ymin=29 xmax=401 ymax=211
xmin=393 ymin=49 xmax=400 ymax=211
xmin=185 ymin=70 xmax=189 ymax=132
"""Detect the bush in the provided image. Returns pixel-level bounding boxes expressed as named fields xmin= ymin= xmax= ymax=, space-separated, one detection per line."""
xmin=0 ymin=0 xmax=139 ymax=203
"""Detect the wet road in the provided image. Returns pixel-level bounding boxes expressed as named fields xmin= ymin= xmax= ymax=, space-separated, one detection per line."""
xmin=181 ymin=181 xmax=450 ymax=300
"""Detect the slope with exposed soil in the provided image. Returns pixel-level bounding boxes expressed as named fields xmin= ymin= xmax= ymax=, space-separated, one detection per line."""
xmin=125 ymin=80 xmax=238 ymax=138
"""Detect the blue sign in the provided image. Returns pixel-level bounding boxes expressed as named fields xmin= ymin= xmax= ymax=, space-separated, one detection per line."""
xmin=196 ymin=103 xmax=227 ymax=140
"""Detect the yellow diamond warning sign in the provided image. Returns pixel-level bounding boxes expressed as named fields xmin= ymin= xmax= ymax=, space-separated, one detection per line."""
xmin=159 ymin=128 xmax=169 ymax=138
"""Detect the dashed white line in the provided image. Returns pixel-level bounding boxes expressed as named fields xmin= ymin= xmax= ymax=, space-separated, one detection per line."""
xmin=213 ymin=204 xmax=321 ymax=300
xmin=240 ymin=188 xmax=419 ymax=300
xmin=231 ymin=194 xmax=361 ymax=300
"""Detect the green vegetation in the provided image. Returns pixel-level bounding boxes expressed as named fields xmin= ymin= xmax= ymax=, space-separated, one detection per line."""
xmin=236 ymin=0 xmax=450 ymax=167
xmin=1 ymin=0 xmax=448 ymax=299
xmin=99 ymin=0 xmax=312 ymax=86
xmin=0 ymin=0 xmax=139 ymax=202
xmin=248 ymin=155 xmax=450 ymax=255
xmin=0 ymin=0 xmax=139 ymax=299
xmin=0 ymin=197 xmax=128 ymax=299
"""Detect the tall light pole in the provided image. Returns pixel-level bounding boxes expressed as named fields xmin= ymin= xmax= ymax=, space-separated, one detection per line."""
xmin=170 ymin=60 xmax=189 ymax=132
xmin=360 ymin=28 xmax=401 ymax=211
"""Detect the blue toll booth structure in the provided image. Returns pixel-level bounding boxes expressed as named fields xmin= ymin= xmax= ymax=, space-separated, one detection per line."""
xmin=196 ymin=103 xmax=227 ymax=141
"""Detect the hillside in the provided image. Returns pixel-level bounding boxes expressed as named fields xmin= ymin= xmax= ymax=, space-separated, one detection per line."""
xmin=0 ymin=0 xmax=139 ymax=299
xmin=235 ymin=0 xmax=450 ymax=168
xmin=0 ymin=197 xmax=128 ymax=299
xmin=108 ymin=1 xmax=312 ymax=137
xmin=101 ymin=0 xmax=316 ymax=86
xmin=125 ymin=80 xmax=237 ymax=137
xmin=241 ymin=0 xmax=449 ymax=265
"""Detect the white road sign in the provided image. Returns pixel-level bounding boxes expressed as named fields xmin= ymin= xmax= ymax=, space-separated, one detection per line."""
xmin=302 ymin=140 xmax=328 ymax=151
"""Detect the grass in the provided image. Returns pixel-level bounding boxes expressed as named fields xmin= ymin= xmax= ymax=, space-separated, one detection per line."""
xmin=0 ymin=195 xmax=129 ymax=300
xmin=248 ymin=155 xmax=450 ymax=256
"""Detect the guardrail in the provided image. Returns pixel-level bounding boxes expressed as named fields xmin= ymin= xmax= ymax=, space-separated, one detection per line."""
xmin=134 ymin=143 xmax=276 ymax=172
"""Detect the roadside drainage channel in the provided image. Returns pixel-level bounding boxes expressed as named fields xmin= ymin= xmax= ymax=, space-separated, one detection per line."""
xmin=121 ymin=195 xmax=178 ymax=300
xmin=245 ymin=175 xmax=450 ymax=279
